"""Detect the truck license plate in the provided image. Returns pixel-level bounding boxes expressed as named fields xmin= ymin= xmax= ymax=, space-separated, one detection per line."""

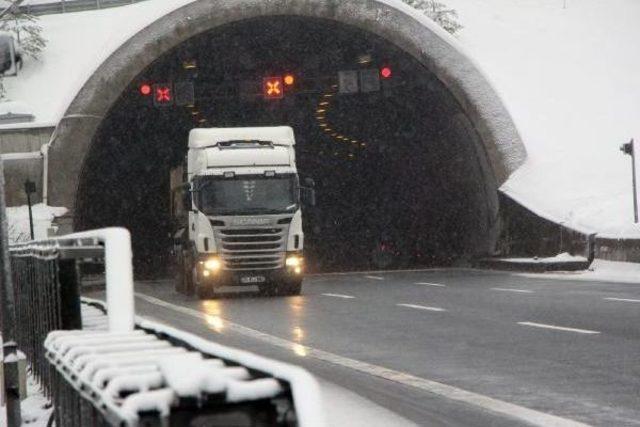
xmin=241 ymin=276 xmax=266 ymax=284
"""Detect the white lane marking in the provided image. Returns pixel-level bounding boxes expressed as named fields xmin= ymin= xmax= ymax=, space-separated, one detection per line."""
xmin=415 ymin=282 xmax=446 ymax=287
xmin=135 ymin=292 xmax=591 ymax=427
xmin=364 ymin=275 xmax=384 ymax=280
xmin=604 ymin=297 xmax=640 ymax=303
xmin=321 ymin=293 xmax=355 ymax=299
xmin=491 ymin=288 xmax=534 ymax=294
xmin=397 ymin=303 xmax=446 ymax=312
xmin=518 ymin=322 xmax=600 ymax=335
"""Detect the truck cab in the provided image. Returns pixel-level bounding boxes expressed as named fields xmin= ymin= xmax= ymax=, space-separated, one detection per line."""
xmin=172 ymin=126 xmax=312 ymax=298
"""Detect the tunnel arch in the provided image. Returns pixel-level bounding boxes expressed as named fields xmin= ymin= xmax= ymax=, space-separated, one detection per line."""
xmin=48 ymin=0 xmax=526 ymax=270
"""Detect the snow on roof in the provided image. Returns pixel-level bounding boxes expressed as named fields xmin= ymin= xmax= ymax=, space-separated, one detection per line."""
xmin=0 ymin=0 xmax=195 ymax=130
xmin=189 ymin=126 xmax=296 ymax=148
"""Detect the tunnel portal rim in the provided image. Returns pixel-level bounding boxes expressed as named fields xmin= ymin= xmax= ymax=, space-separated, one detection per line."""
xmin=48 ymin=0 xmax=526 ymax=235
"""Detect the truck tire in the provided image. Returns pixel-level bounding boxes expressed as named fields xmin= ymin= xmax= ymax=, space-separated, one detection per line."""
xmin=182 ymin=251 xmax=195 ymax=297
xmin=196 ymin=284 xmax=214 ymax=300
xmin=174 ymin=251 xmax=186 ymax=294
xmin=282 ymin=280 xmax=302 ymax=296
xmin=261 ymin=279 xmax=302 ymax=297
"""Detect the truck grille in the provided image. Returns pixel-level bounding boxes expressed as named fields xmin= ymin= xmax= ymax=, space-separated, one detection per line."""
xmin=214 ymin=226 xmax=287 ymax=271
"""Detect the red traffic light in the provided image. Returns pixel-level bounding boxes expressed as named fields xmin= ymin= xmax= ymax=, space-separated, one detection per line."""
xmin=380 ymin=67 xmax=392 ymax=79
xmin=140 ymin=84 xmax=152 ymax=96
xmin=263 ymin=77 xmax=284 ymax=99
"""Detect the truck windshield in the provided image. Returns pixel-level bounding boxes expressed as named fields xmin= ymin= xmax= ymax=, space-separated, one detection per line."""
xmin=195 ymin=175 xmax=299 ymax=216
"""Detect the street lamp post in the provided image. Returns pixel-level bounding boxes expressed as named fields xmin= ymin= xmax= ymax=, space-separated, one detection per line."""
xmin=620 ymin=139 xmax=639 ymax=223
xmin=24 ymin=180 xmax=36 ymax=240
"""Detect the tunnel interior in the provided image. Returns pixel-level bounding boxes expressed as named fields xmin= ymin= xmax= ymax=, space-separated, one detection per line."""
xmin=76 ymin=16 xmax=498 ymax=277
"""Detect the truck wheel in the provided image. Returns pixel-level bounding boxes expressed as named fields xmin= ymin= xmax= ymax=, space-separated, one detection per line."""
xmin=196 ymin=284 xmax=213 ymax=300
xmin=261 ymin=280 xmax=302 ymax=297
xmin=279 ymin=280 xmax=302 ymax=296
xmin=182 ymin=252 xmax=195 ymax=297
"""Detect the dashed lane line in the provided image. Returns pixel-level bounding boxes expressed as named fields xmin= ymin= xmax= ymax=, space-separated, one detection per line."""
xmin=518 ymin=322 xmax=600 ymax=335
xmin=604 ymin=297 xmax=640 ymax=303
xmin=397 ymin=303 xmax=446 ymax=312
xmin=491 ymin=288 xmax=534 ymax=294
xmin=321 ymin=293 xmax=355 ymax=299
xmin=415 ymin=282 xmax=446 ymax=287
xmin=135 ymin=292 xmax=591 ymax=427
xmin=364 ymin=275 xmax=384 ymax=280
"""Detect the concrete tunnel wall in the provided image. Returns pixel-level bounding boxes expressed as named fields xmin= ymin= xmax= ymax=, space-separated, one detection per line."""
xmin=47 ymin=0 xmax=527 ymax=246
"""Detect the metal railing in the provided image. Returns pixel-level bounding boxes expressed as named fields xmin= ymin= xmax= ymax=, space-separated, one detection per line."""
xmin=15 ymin=0 xmax=149 ymax=16
xmin=0 ymin=171 xmax=322 ymax=427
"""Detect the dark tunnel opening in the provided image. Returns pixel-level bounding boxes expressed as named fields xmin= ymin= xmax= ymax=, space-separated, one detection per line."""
xmin=76 ymin=16 xmax=498 ymax=277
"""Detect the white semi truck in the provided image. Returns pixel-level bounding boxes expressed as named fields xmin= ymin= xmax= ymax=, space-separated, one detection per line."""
xmin=171 ymin=126 xmax=313 ymax=298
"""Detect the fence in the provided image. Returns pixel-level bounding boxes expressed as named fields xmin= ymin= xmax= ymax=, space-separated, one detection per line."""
xmin=3 ymin=226 xmax=323 ymax=426
xmin=1 ymin=205 xmax=322 ymax=425
xmin=15 ymin=0 xmax=149 ymax=16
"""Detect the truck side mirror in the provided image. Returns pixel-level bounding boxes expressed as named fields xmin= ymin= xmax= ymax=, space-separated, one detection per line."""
xmin=301 ymin=188 xmax=316 ymax=207
xmin=182 ymin=185 xmax=193 ymax=211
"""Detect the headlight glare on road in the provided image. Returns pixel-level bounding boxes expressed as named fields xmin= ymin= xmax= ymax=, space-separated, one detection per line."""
xmin=204 ymin=258 xmax=221 ymax=272
xmin=286 ymin=255 xmax=302 ymax=268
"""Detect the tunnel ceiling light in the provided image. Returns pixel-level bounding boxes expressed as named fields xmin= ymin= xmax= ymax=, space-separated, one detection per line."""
xmin=139 ymin=84 xmax=152 ymax=96
xmin=182 ymin=60 xmax=197 ymax=70
xmin=381 ymin=67 xmax=393 ymax=79
xmin=316 ymin=109 xmax=326 ymax=113
xmin=357 ymin=54 xmax=373 ymax=64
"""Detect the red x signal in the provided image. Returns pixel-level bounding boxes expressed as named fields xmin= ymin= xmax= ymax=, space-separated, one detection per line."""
xmin=152 ymin=83 xmax=174 ymax=106
xmin=263 ymin=77 xmax=284 ymax=99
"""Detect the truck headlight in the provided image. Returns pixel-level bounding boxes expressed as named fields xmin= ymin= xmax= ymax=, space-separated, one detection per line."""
xmin=204 ymin=258 xmax=222 ymax=272
xmin=285 ymin=255 xmax=302 ymax=268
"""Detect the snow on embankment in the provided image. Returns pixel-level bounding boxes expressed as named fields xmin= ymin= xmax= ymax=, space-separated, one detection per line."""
xmin=446 ymin=0 xmax=640 ymax=238
xmin=6 ymin=203 xmax=67 ymax=243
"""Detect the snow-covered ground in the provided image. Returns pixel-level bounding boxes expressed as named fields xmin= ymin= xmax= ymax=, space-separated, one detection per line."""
xmin=496 ymin=252 xmax=587 ymax=264
xmin=1 ymin=0 xmax=639 ymax=238
xmin=0 ymin=357 xmax=52 ymax=427
xmin=518 ymin=259 xmax=640 ymax=284
xmin=6 ymin=203 xmax=67 ymax=243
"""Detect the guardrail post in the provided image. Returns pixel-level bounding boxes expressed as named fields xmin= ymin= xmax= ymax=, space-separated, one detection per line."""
xmin=58 ymin=259 xmax=82 ymax=330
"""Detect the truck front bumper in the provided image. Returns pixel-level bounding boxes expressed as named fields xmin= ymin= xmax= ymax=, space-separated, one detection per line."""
xmin=195 ymin=254 xmax=303 ymax=288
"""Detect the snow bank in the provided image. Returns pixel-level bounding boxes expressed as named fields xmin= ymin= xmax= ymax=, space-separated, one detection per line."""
xmin=519 ymin=259 xmax=640 ymax=284
xmin=445 ymin=0 xmax=640 ymax=237
xmin=6 ymin=203 xmax=67 ymax=243
xmin=497 ymin=252 xmax=587 ymax=264
xmin=0 ymin=368 xmax=52 ymax=427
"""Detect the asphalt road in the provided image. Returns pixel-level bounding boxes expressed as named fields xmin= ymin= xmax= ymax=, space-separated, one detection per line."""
xmin=115 ymin=268 xmax=640 ymax=426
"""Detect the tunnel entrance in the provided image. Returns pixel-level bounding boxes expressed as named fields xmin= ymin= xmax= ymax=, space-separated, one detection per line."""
xmin=76 ymin=16 xmax=498 ymax=277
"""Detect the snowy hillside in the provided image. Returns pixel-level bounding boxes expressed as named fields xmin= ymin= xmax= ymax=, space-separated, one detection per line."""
xmin=446 ymin=0 xmax=640 ymax=238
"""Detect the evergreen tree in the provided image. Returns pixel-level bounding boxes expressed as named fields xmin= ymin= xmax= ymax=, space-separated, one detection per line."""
xmin=402 ymin=0 xmax=463 ymax=35
xmin=0 ymin=4 xmax=47 ymax=60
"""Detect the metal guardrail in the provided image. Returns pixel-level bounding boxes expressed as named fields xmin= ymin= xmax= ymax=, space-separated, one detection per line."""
xmin=15 ymin=0 xmax=148 ymax=16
